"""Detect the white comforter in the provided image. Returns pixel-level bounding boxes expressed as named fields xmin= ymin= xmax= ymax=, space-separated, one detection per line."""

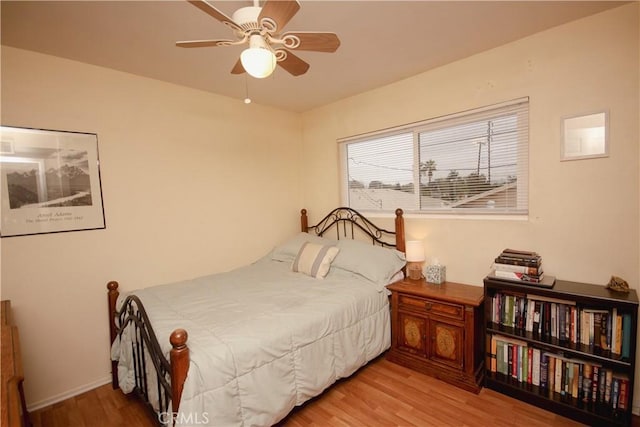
xmin=111 ymin=256 xmax=391 ymax=426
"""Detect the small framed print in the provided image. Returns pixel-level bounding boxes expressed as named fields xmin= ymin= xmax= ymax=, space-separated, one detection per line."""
xmin=561 ymin=111 xmax=609 ymax=161
xmin=0 ymin=126 xmax=106 ymax=237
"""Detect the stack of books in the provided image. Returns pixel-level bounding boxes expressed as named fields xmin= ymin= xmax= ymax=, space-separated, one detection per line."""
xmin=491 ymin=249 xmax=554 ymax=287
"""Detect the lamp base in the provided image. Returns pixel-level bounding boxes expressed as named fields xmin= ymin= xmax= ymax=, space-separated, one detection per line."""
xmin=407 ymin=264 xmax=423 ymax=281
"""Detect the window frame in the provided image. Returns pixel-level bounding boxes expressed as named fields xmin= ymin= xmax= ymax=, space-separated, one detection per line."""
xmin=339 ymin=98 xmax=529 ymax=218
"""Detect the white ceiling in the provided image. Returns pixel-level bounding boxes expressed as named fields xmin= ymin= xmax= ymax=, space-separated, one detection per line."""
xmin=1 ymin=1 xmax=626 ymax=112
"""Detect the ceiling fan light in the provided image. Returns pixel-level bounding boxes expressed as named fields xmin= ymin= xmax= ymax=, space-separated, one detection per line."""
xmin=240 ymin=47 xmax=276 ymax=79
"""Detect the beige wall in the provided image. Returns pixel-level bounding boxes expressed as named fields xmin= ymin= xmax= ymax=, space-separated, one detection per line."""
xmin=0 ymin=47 xmax=303 ymax=408
xmin=1 ymin=1 xmax=639 ymax=416
xmin=302 ymin=2 xmax=639 ymax=410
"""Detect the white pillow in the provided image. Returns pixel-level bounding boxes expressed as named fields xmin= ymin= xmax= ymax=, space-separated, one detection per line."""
xmin=332 ymin=239 xmax=406 ymax=286
xmin=292 ymin=242 xmax=340 ymax=279
xmin=272 ymin=232 xmax=333 ymax=262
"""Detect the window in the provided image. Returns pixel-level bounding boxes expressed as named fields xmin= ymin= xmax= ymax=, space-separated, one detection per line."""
xmin=340 ymin=98 xmax=529 ymax=215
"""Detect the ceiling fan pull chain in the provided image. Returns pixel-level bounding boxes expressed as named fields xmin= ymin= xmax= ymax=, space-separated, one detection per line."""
xmin=244 ymin=75 xmax=252 ymax=104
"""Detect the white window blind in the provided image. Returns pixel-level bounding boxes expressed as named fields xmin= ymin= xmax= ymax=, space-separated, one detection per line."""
xmin=340 ymin=98 xmax=529 ymax=215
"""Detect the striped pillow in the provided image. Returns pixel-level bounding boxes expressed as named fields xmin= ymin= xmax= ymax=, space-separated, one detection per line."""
xmin=292 ymin=242 xmax=340 ymax=279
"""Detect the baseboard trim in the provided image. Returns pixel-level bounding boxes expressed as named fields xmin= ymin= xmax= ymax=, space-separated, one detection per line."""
xmin=27 ymin=376 xmax=112 ymax=412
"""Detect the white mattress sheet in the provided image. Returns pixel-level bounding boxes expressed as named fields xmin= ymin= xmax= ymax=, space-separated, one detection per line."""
xmin=111 ymin=256 xmax=391 ymax=426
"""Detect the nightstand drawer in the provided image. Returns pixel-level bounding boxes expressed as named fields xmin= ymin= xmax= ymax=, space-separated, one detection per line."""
xmin=398 ymin=294 xmax=464 ymax=320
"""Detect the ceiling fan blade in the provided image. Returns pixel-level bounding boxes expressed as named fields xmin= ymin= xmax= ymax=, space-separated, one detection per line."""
xmin=231 ymin=59 xmax=245 ymax=75
xmin=259 ymin=0 xmax=300 ymax=32
xmin=187 ymin=0 xmax=241 ymax=31
xmin=176 ymin=39 xmax=234 ymax=48
xmin=280 ymin=32 xmax=340 ymax=52
xmin=277 ymin=50 xmax=309 ymax=76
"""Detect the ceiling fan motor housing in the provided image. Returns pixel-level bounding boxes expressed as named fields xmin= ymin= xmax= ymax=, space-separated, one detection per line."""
xmin=232 ymin=7 xmax=261 ymax=32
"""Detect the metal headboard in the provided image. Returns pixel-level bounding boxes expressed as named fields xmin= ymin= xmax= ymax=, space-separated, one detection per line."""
xmin=300 ymin=207 xmax=405 ymax=252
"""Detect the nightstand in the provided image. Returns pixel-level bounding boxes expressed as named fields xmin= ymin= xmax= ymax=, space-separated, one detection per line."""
xmin=386 ymin=279 xmax=484 ymax=393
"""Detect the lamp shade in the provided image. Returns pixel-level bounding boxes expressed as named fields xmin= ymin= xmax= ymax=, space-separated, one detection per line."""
xmin=405 ymin=240 xmax=425 ymax=262
xmin=240 ymin=47 xmax=276 ymax=79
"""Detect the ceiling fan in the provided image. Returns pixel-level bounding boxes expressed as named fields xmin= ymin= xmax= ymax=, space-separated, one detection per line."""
xmin=176 ymin=0 xmax=341 ymax=79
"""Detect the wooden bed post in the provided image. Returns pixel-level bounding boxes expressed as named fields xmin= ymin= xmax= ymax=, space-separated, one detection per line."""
xmin=107 ymin=281 xmax=120 ymax=389
xmin=170 ymin=329 xmax=189 ymax=416
xmin=394 ymin=209 xmax=405 ymax=253
xmin=300 ymin=208 xmax=308 ymax=232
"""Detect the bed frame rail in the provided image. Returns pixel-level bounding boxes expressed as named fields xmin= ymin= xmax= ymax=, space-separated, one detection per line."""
xmin=108 ymin=281 xmax=189 ymax=422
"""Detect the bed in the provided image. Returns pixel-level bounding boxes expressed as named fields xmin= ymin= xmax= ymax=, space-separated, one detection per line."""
xmin=108 ymin=207 xmax=406 ymax=426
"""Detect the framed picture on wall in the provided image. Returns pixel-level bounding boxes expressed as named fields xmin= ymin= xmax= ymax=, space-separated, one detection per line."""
xmin=0 ymin=126 xmax=106 ymax=237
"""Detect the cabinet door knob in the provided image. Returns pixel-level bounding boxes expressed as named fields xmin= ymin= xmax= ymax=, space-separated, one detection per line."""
xmin=425 ymin=302 xmax=432 ymax=310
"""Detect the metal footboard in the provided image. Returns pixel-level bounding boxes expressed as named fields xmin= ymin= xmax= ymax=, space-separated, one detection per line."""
xmin=117 ymin=294 xmax=172 ymax=416
xmin=108 ymin=281 xmax=189 ymax=426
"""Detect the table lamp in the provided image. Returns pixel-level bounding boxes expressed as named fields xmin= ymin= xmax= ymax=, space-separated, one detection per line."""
xmin=405 ymin=240 xmax=425 ymax=280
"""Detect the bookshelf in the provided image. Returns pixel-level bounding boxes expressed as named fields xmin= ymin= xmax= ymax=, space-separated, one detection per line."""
xmin=483 ymin=277 xmax=638 ymax=426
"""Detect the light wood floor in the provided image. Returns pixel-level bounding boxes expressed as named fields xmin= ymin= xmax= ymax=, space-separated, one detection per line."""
xmin=31 ymin=356 xmax=588 ymax=427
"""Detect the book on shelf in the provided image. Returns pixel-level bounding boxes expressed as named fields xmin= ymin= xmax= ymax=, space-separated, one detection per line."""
xmin=496 ymin=340 xmax=506 ymax=375
xmin=582 ymin=363 xmax=593 ymax=403
xmin=492 ymin=262 xmax=543 ymax=276
xmin=572 ymin=362 xmax=579 ymax=398
xmin=499 ymin=249 xmax=541 ymax=261
xmin=598 ymin=367 xmax=607 ymax=403
xmin=577 ymin=362 xmax=584 ymax=401
xmin=604 ymin=369 xmax=613 ymax=405
xmin=554 ymin=354 xmax=563 ymax=394
xmin=570 ymin=306 xmax=578 ymax=345
xmin=532 ymin=300 xmax=541 ymax=334
xmin=559 ymin=304 xmax=567 ymax=341
xmin=504 ymin=294 xmax=515 ymax=327
xmin=502 ymin=248 xmax=539 ymax=257
xmin=612 ymin=308 xmax=622 ymax=355
xmin=591 ymin=364 xmax=600 ymax=403
xmin=614 ymin=373 xmax=630 ymax=410
xmin=527 ymin=347 xmax=540 ymax=385
xmin=494 ymin=255 xmax=542 ymax=267
xmin=543 ymin=302 xmax=552 ymax=339
xmin=622 ymin=313 xmax=632 ymax=359
xmin=488 ymin=334 xmax=497 ymax=372
xmin=580 ymin=308 xmax=606 ymax=348
xmin=507 ymin=344 xmax=514 ymax=379
xmin=612 ymin=375 xmax=620 ymax=409
xmin=580 ymin=310 xmax=591 ymax=346
xmin=487 ymin=270 xmax=555 ymax=288
xmin=599 ymin=312 xmax=610 ymax=351
xmin=540 ymin=352 xmax=549 ymax=389
xmin=493 ymin=269 xmax=544 ymax=282
xmin=548 ymin=355 xmax=556 ymax=392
